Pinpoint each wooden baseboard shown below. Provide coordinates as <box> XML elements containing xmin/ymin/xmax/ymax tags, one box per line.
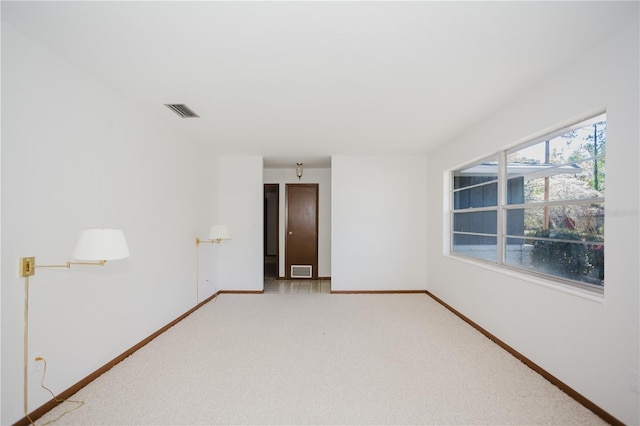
<box><xmin>14</xmin><ymin>292</ymin><xmax>221</xmax><ymax>426</ymax></box>
<box><xmin>220</xmin><ymin>290</ymin><xmax>264</xmax><ymax>294</ymax></box>
<box><xmin>330</xmin><ymin>289</ymin><xmax>425</xmax><ymax>294</ymax></box>
<box><xmin>425</xmin><ymin>290</ymin><xmax>623</xmax><ymax>426</ymax></box>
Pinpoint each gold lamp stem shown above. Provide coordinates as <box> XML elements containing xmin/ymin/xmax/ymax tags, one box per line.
<box><xmin>24</xmin><ymin>276</ymin><xmax>29</xmax><ymax>417</ymax></box>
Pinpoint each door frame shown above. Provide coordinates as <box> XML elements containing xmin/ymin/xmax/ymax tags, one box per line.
<box><xmin>285</xmin><ymin>183</ymin><xmax>319</xmax><ymax>279</ymax></box>
<box><xmin>264</xmin><ymin>183</ymin><xmax>280</xmax><ymax>279</ymax></box>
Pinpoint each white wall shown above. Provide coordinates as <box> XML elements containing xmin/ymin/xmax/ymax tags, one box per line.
<box><xmin>263</xmin><ymin>168</ymin><xmax>332</xmax><ymax>278</ymax></box>
<box><xmin>426</xmin><ymin>24</ymin><xmax>639</xmax><ymax>424</ymax></box>
<box><xmin>217</xmin><ymin>156</ymin><xmax>264</xmax><ymax>291</ymax></box>
<box><xmin>332</xmin><ymin>156</ymin><xmax>427</xmax><ymax>291</ymax></box>
<box><xmin>195</xmin><ymin>154</ymin><xmax>221</xmax><ymax>303</ymax></box>
<box><xmin>1</xmin><ymin>24</ymin><xmax>217</xmax><ymax>425</ymax></box>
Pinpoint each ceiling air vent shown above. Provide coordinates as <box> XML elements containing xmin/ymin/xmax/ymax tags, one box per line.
<box><xmin>164</xmin><ymin>104</ymin><xmax>200</xmax><ymax>118</ymax></box>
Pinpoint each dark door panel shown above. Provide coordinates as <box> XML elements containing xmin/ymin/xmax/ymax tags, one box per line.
<box><xmin>285</xmin><ymin>184</ymin><xmax>318</xmax><ymax>279</ymax></box>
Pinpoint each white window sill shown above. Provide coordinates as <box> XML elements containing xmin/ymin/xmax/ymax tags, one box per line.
<box><xmin>444</xmin><ymin>252</ymin><xmax>604</xmax><ymax>303</ymax></box>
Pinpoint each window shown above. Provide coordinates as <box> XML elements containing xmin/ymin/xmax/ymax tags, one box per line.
<box><xmin>451</xmin><ymin>114</ymin><xmax>605</xmax><ymax>292</ymax></box>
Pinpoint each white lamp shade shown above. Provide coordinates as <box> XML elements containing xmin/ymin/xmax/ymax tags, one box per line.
<box><xmin>72</xmin><ymin>228</ymin><xmax>130</xmax><ymax>261</ymax></box>
<box><xmin>208</xmin><ymin>225</ymin><xmax>230</xmax><ymax>241</ymax></box>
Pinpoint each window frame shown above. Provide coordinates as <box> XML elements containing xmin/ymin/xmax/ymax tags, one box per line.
<box><xmin>449</xmin><ymin>113</ymin><xmax>606</xmax><ymax>295</ymax></box>
<box><xmin>450</xmin><ymin>155</ymin><xmax>501</xmax><ymax>263</ymax></box>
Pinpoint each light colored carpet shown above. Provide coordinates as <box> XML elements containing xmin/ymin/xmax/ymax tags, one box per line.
<box><xmin>35</xmin><ymin>294</ymin><xmax>605</xmax><ymax>425</ymax></box>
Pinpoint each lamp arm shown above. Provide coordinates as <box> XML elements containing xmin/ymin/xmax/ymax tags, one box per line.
<box><xmin>19</xmin><ymin>257</ymin><xmax>106</xmax><ymax>277</ymax></box>
<box><xmin>31</xmin><ymin>263</ymin><xmax>69</xmax><ymax>269</ymax></box>
<box><xmin>195</xmin><ymin>238</ymin><xmax>222</xmax><ymax>246</ymax></box>
<box><xmin>67</xmin><ymin>260</ymin><xmax>106</xmax><ymax>267</ymax></box>
<box><xmin>35</xmin><ymin>260</ymin><xmax>106</xmax><ymax>269</ymax></box>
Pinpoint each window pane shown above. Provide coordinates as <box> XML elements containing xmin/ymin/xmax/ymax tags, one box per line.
<box><xmin>452</xmin><ymin>234</ymin><xmax>497</xmax><ymax>262</ymax></box>
<box><xmin>504</xmin><ymin>236</ymin><xmax>604</xmax><ymax>286</ymax></box>
<box><xmin>508</xmin><ymin>120</ymin><xmax>606</xmax><ymax>166</ymax></box>
<box><xmin>509</xmin><ymin>166</ymin><xmax>604</xmax><ymax>204</ymax></box>
<box><xmin>453</xmin><ymin>211</ymin><xmax>497</xmax><ymax>235</ymax></box>
<box><xmin>454</xmin><ymin>182</ymin><xmax>498</xmax><ymax>209</ymax></box>
<box><xmin>507</xmin><ymin>120</ymin><xmax>606</xmax><ymax>204</ymax></box>
<box><xmin>505</xmin><ymin>203</ymin><xmax>604</xmax><ymax>286</ymax></box>
<box><xmin>453</xmin><ymin>157</ymin><xmax>498</xmax><ymax>190</ymax></box>
<box><xmin>506</xmin><ymin>204</ymin><xmax>605</xmax><ymax>239</ymax></box>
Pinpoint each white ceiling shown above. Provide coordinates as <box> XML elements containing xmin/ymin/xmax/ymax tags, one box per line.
<box><xmin>2</xmin><ymin>1</ymin><xmax>637</xmax><ymax>169</ymax></box>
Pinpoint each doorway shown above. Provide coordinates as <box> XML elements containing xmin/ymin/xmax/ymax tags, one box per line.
<box><xmin>285</xmin><ymin>184</ymin><xmax>319</xmax><ymax>279</ymax></box>
<box><xmin>264</xmin><ymin>184</ymin><xmax>279</xmax><ymax>279</ymax></box>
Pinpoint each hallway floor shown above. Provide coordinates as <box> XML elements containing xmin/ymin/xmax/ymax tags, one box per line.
<box><xmin>264</xmin><ymin>278</ymin><xmax>331</xmax><ymax>294</ymax></box>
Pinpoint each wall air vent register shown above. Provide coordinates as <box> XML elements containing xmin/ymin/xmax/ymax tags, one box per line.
<box><xmin>291</xmin><ymin>265</ymin><xmax>312</xmax><ymax>278</ymax></box>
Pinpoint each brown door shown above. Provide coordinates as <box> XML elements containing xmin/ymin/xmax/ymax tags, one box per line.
<box><xmin>285</xmin><ymin>184</ymin><xmax>318</xmax><ymax>279</ymax></box>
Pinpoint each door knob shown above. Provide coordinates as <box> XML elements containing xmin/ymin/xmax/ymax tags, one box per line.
<box><xmin>288</xmin><ymin>231</ymin><xmax>293</xmax><ymax>235</ymax></box>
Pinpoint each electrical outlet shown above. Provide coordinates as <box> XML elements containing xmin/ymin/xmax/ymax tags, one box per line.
<box><xmin>30</xmin><ymin>353</ymin><xmax>44</xmax><ymax>374</ymax></box>
<box><xmin>631</xmin><ymin>370</ymin><xmax>639</xmax><ymax>394</ymax></box>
